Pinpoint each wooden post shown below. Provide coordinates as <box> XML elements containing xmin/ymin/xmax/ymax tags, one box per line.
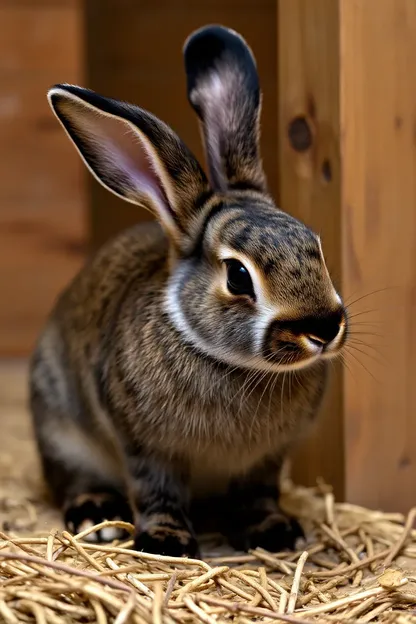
<box><xmin>277</xmin><ymin>0</ymin><xmax>344</xmax><ymax>499</ymax></box>
<box><xmin>278</xmin><ymin>0</ymin><xmax>416</xmax><ymax>512</ymax></box>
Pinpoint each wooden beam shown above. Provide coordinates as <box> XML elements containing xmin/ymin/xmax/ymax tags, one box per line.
<box><xmin>278</xmin><ymin>0</ymin><xmax>416</xmax><ymax>512</ymax></box>
<box><xmin>341</xmin><ymin>0</ymin><xmax>416</xmax><ymax>512</ymax></box>
<box><xmin>277</xmin><ymin>0</ymin><xmax>344</xmax><ymax>498</ymax></box>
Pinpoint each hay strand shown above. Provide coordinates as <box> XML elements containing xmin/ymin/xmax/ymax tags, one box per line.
<box><xmin>1</xmin><ymin>482</ymin><xmax>416</xmax><ymax>622</ymax></box>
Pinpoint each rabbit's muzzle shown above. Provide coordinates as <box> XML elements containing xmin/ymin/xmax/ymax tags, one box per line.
<box><xmin>263</xmin><ymin>307</ymin><xmax>347</xmax><ymax>369</ymax></box>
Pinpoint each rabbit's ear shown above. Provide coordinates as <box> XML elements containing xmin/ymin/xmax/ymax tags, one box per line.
<box><xmin>184</xmin><ymin>25</ymin><xmax>266</xmax><ymax>193</ymax></box>
<box><xmin>48</xmin><ymin>84</ymin><xmax>210</xmax><ymax>248</ymax></box>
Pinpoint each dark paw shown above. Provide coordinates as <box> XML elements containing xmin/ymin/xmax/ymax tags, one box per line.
<box><xmin>64</xmin><ymin>492</ymin><xmax>133</xmax><ymax>543</ymax></box>
<box><xmin>229</xmin><ymin>513</ymin><xmax>303</xmax><ymax>553</ymax></box>
<box><xmin>134</xmin><ymin>525</ymin><xmax>200</xmax><ymax>558</ymax></box>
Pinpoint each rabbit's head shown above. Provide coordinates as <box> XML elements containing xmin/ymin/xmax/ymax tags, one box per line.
<box><xmin>48</xmin><ymin>25</ymin><xmax>347</xmax><ymax>372</ymax></box>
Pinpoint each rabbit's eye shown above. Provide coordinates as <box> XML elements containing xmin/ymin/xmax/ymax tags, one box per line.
<box><xmin>224</xmin><ymin>259</ymin><xmax>255</xmax><ymax>299</ymax></box>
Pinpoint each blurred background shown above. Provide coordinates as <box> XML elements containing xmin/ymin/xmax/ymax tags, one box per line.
<box><xmin>1</xmin><ymin>0</ymin><xmax>415</xmax><ymax>513</ymax></box>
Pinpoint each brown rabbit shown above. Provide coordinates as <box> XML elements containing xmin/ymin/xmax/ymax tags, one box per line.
<box><xmin>30</xmin><ymin>25</ymin><xmax>347</xmax><ymax>557</ymax></box>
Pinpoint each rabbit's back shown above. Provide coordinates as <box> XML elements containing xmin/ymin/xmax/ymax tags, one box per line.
<box><xmin>30</xmin><ymin>221</ymin><xmax>168</xmax><ymax>437</ymax></box>
<box><xmin>55</xmin><ymin>220</ymin><xmax>168</xmax><ymax>353</ymax></box>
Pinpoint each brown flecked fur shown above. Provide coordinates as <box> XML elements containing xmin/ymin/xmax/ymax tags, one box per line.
<box><xmin>30</xmin><ymin>25</ymin><xmax>347</xmax><ymax>558</ymax></box>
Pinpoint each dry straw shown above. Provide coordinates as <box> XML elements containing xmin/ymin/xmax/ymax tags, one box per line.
<box><xmin>1</xmin><ymin>481</ymin><xmax>416</xmax><ymax>623</ymax></box>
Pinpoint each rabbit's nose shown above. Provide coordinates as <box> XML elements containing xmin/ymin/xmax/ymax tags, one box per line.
<box><xmin>301</xmin><ymin>310</ymin><xmax>346</xmax><ymax>351</ymax></box>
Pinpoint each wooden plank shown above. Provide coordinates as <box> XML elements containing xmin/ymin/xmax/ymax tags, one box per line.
<box><xmin>0</xmin><ymin>122</ymin><xmax>83</xmax><ymax>202</ymax></box>
<box><xmin>0</xmin><ymin>7</ymin><xmax>82</xmax><ymax>72</ymax></box>
<box><xmin>0</xmin><ymin>4</ymin><xmax>85</xmax><ymax>355</ymax></box>
<box><xmin>0</xmin><ymin>201</ymin><xmax>85</xmax><ymax>355</ymax></box>
<box><xmin>85</xmin><ymin>0</ymin><xmax>278</xmax><ymax>248</ymax></box>
<box><xmin>277</xmin><ymin>0</ymin><xmax>344</xmax><ymax>497</ymax></box>
<box><xmin>341</xmin><ymin>0</ymin><xmax>416</xmax><ymax>512</ymax></box>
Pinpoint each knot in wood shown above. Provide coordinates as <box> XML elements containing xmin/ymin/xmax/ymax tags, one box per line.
<box><xmin>288</xmin><ymin>116</ymin><xmax>312</xmax><ymax>152</ymax></box>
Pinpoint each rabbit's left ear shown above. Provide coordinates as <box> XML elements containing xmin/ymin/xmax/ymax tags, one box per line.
<box><xmin>184</xmin><ymin>25</ymin><xmax>266</xmax><ymax>193</ymax></box>
<box><xmin>47</xmin><ymin>84</ymin><xmax>211</xmax><ymax>249</ymax></box>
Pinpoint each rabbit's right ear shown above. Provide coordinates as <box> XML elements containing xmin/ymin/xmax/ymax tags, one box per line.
<box><xmin>184</xmin><ymin>25</ymin><xmax>266</xmax><ymax>193</ymax></box>
<box><xmin>47</xmin><ymin>84</ymin><xmax>210</xmax><ymax>248</ymax></box>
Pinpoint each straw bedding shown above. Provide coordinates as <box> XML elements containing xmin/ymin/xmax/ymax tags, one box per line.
<box><xmin>1</xmin><ymin>480</ymin><xmax>416</xmax><ymax>624</ymax></box>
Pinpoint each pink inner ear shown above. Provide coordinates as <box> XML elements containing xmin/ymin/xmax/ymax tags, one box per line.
<box><xmin>63</xmin><ymin>99</ymin><xmax>172</xmax><ymax>218</ymax></box>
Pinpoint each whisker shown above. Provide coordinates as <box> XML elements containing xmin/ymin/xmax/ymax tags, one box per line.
<box><xmin>243</xmin><ymin>368</ymin><xmax>270</xmax><ymax>409</ymax></box>
<box><xmin>280</xmin><ymin>370</ymin><xmax>287</xmax><ymax>424</ymax></box>
<box><xmin>338</xmin><ymin>352</ymin><xmax>357</xmax><ymax>386</ymax></box>
<box><xmin>235</xmin><ymin>369</ymin><xmax>262</xmax><ymax>414</ymax></box>
<box><xmin>232</xmin><ymin>350</ymin><xmax>288</xmax><ymax>415</ymax></box>
<box><xmin>233</xmin><ymin>353</ymin><xmax>280</xmax><ymax>415</ymax></box>
<box><xmin>342</xmin><ymin>288</ymin><xmax>361</xmax><ymax>307</ymax></box>
<box><xmin>199</xmin><ymin>363</ymin><xmax>245</xmax><ymax>402</ymax></box>
<box><xmin>345</xmin><ymin>287</ymin><xmax>395</xmax><ymax>309</ymax></box>
<box><xmin>348</xmin><ymin>330</ymin><xmax>384</xmax><ymax>338</ymax></box>
<box><xmin>240</xmin><ymin>352</ymin><xmax>289</xmax><ymax>436</ymax></box>
<box><xmin>347</xmin><ymin>309</ymin><xmax>379</xmax><ymax>319</ymax></box>
<box><xmin>348</xmin><ymin>337</ymin><xmax>385</xmax><ymax>355</ymax></box>
<box><xmin>349</xmin><ymin>320</ymin><xmax>383</xmax><ymax>327</ymax></box>
<box><xmin>249</xmin><ymin>370</ymin><xmax>275</xmax><ymax>442</ymax></box>
<box><xmin>347</xmin><ymin>343</ymin><xmax>385</xmax><ymax>367</ymax></box>
<box><xmin>267</xmin><ymin>370</ymin><xmax>280</xmax><ymax>421</ymax></box>
<box><xmin>266</xmin><ymin>373</ymin><xmax>280</xmax><ymax>445</ymax></box>
<box><xmin>345</xmin><ymin>349</ymin><xmax>379</xmax><ymax>383</ymax></box>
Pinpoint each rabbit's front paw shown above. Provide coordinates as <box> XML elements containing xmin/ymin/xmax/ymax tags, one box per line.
<box><xmin>229</xmin><ymin>511</ymin><xmax>303</xmax><ymax>553</ymax></box>
<box><xmin>134</xmin><ymin>515</ymin><xmax>200</xmax><ymax>558</ymax></box>
<box><xmin>64</xmin><ymin>492</ymin><xmax>133</xmax><ymax>543</ymax></box>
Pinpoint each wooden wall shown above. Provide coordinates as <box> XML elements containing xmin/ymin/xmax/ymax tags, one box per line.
<box><xmin>0</xmin><ymin>0</ymin><xmax>86</xmax><ymax>356</ymax></box>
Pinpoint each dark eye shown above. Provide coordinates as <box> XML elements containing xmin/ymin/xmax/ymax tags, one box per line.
<box><xmin>224</xmin><ymin>259</ymin><xmax>255</xmax><ymax>299</ymax></box>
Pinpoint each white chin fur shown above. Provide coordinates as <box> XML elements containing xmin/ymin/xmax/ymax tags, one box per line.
<box><xmin>164</xmin><ymin>273</ymin><xmax>322</xmax><ymax>374</ymax></box>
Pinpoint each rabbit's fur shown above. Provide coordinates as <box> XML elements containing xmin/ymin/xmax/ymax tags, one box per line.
<box><xmin>30</xmin><ymin>25</ymin><xmax>347</xmax><ymax>557</ymax></box>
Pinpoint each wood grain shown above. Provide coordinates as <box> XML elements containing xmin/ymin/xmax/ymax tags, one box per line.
<box><xmin>277</xmin><ymin>0</ymin><xmax>344</xmax><ymax>498</ymax></box>
<box><xmin>341</xmin><ymin>0</ymin><xmax>416</xmax><ymax>512</ymax></box>
<box><xmin>0</xmin><ymin>3</ymin><xmax>86</xmax><ymax>355</ymax></box>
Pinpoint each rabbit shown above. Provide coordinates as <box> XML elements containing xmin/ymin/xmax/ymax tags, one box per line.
<box><xmin>29</xmin><ymin>24</ymin><xmax>347</xmax><ymax>558</ymax></box>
